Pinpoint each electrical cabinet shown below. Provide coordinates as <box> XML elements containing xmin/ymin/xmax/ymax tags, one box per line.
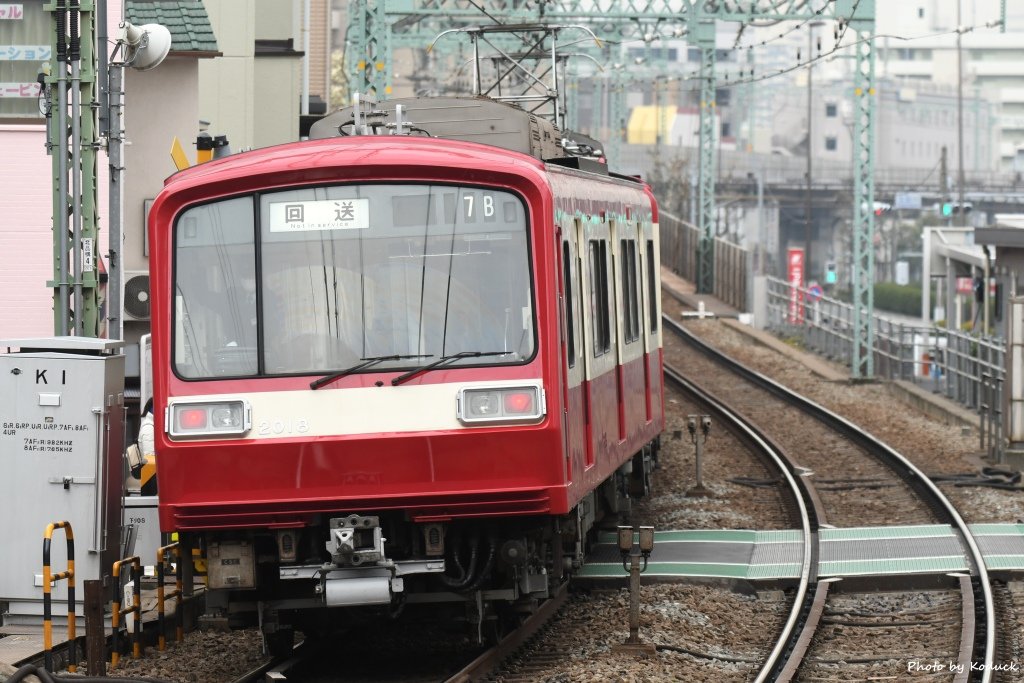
<box><xmin>0</xmin><ymin>338</ymin><xmax>124</xmax><ymax>625</ymax></box>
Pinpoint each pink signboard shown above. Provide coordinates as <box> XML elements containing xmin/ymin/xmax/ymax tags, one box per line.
<box><xmin>787</xmin><ymin>247</ymin><xmax>805</xmax><ymax>324</ymax></box>
<box><xmin>0</xmin><ymin>4</ymin><xmax>24</xmax><ymax>20</ymax></box>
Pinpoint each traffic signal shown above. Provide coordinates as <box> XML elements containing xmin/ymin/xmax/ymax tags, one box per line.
<box><xmin>825</xmin><ymin>261</ymin><xmax>837</xmax><ymax>285</ymax></box>
<box><xmin>872</xmin><ymin>202</ymin><xmax>891</xmax><ymax>216</ymax></box>
<box><xmin>941</xmin><ymin>202</ymin><xmax>972</xmax><ymax>216</ymax></box>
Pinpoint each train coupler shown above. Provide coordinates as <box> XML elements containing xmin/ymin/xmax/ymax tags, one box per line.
<box><xmin>326</xmin><ymin>515</ymin><xmax>384</xmax><ymax>566</ymax></box>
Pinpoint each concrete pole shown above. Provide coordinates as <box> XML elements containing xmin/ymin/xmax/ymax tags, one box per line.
<box><xmin>55</xmin><ymin>0</ymin><xmax>70</xmax><ymax>336</ymax></box>
<box><xmin>107</xmin><ymin>62</ymin><xmax>123</xmax><ymax>341</ymax></box>
<box><xmin>956</xmin><ymin>0</ymin><xmax>967</xmax><ymax>228</ymax></box>
<box><xmin>70</xmin><ymin>0</ymin><xmax>83</xmax><ymax>335</ymax></box>
<box><xmin>805</xmin><ymin>25</ymin><xmax>814</xmax><ymax>277</ymax></box>
<box><xmin>301</xmin><ymin>0</ymin><xmax>310</xmax><ymax>116</ymax></box>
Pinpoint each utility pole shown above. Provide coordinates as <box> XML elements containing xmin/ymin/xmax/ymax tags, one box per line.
<box><xmin>804</xmin><ymin>23</ymin><xmax>816</xmax><ymax>276</ymax></box>
<box><xmin>941</xmin><ymin>145</ymin><xmax>950</xmax><ymax>226</ymax></box>
<box><xmin>956</xmin><ymin>0</ymin><xmax>967</xmax><ymax>227</ymax></box>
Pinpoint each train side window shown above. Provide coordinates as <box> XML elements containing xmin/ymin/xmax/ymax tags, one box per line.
<box><xmin>588</xmin><ymin>239</ymin><xmax>611</xmax><ymax>356</ymax></box>
<box><xmin>646</xmin><ymin>239</ymin><xmax>658</xmax><ymax>333</ymax></box>
<box><xmin>562</xmin><ymin>241</ymin><xmax>576</xmax><ymax>368</ymax></box>
<box><xmin>620</xmin><ymin>239</ymin><xmax>639</xmax><ymax>344</ymax></box>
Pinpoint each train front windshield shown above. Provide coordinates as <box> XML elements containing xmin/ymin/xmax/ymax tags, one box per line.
<box><xmin>172</xmin><ymin>185</ymin><xmax>534</xmax><ymax>378</ymax></box>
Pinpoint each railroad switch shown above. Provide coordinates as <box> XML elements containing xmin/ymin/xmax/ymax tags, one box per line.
<box><xmin>612</xmin><ymin>525</ymin><xmax>656</xmax><ymax>656</ymax></box>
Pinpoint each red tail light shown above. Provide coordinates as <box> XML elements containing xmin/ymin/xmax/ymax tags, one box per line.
<box><xmin>179</xmin><ymin>408</ymin><xmax>208</xmax><ymax>429</ymax></box>
<box><xmin>458</xmin><ymin>385</ymin><xmax>544</xmax><ymax>425</ymax></box>
<box><xmin>503</xmin><ymin>392</ymin><xmax>534</xmax><ymax>414</ymax></box>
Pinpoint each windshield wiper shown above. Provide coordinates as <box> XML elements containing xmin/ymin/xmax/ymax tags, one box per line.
<box><xmin>311</xmin><ymin>354</ymin><xmax>431</xmax><ymax>390</ymax></box>
<box><xmin>390</xmin><ymin>351</ymin><xmax>513</xmax><ymax>387</ymax></box>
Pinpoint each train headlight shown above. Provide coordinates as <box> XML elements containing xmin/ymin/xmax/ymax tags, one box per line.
<box><xmin>167</xmin><ymin>399</ymin><xmax>251</xmax><ymax>438</ymax></box>
<box><xmin>457</xmin><ymin>384</ymin><xmax>545</xmax><ymax>425</ymax></box>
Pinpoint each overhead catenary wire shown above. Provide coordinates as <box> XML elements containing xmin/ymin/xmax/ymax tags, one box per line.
<box><xmin>585</xmin><ymin>17</ymin><xmax>1006</xmax><ymax>93</ymax></box>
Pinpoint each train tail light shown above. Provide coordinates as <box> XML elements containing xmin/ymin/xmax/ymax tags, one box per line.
<box><xmin>179</xmin><ymin>408</ymin><xmax>208</xmax><ymax>430</ymax></box>
<box><xmin>168</xmin><ymin>399</ymin><xmax>251</xmax><ymax>438</ymax></box>
<box><xmin>503</xmin><ymin>391</ymin><xmax>534</xmax><ymax>414</ymax></box>
<box><xmin>458</xmin><ymin>384</ymin><xmax>545</xmax><ymax>425</ymax></box>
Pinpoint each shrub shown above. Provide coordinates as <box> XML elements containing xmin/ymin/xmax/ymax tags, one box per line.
<box><xmin>873</xmin><ymin>282</ymin><xmax>921</xmax><ymax>316</ymax></box>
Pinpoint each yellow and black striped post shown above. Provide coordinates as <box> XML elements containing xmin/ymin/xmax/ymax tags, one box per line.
<box><xmin>139</xmin><ymin>454</ymin><xmax>157</xmax><ymax>496</ymax></box>
<box><xmin>110</xmin><ymin>556</ymin><xmax>142</xmax><ymax>668</ymax></box>
<box><xmin>156</xmin><ymin>542</ymin><xmax>183</xmax><ymax>650</ymax></box>
<box><xmin>42</xmin><ymin>521</ymin><xmax>76</xmax><ymax>673</ymax></box>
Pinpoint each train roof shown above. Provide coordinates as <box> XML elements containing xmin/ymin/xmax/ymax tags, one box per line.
<box><xmin>160</xmin><ymin>98</ymin><xmax>647</xmax><ymax>200</ymax></box>
<box><xmin>310</xmin><ymin>96</ymin><xmax>610</xmax><ymax>174</ymax></box>
<box><xmin>162</xmin><ymin>133</ymin><xmax>548</xmax><ymax>190</ymax></box>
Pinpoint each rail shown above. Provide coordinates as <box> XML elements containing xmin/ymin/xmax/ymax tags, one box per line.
<box><xmin>668</xmin><ymin>316</ymin><xmax>996</xmax><ymax>681</ymax></box>
<box><xmin>42</xmin><ymin>521</ymin><xmax>77</xmax><ymax>673</ymax></box>
<box><xmin>111</xmin><ymin>556</ymin><xmax>143</xmax><ymax>668</ymax></box>
<box><xmin>661</xmin><ymin>361</ymin><xmax>819</xmax><ymax>682</ymax></box>
<box><xmin>445</xmin><ymin>581</ymin><xmax>570</xmax><ymax>683</ymax></box>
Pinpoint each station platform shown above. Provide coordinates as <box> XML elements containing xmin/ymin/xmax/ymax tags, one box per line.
<box><xmin>577</xmin><ymin>524</ymin><xmax>1024</xmax><ymax>582</ymax></box>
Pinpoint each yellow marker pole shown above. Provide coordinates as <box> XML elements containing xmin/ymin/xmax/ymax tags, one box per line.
<box><xmin>170</xmin><ymin>137</ymin><xmax>191</xmax><ymax>171</ymax></box>
<box><xmin>42</xmin><ymin>521</ymin><xmax>76</xmax><ymax>673</ymax></box>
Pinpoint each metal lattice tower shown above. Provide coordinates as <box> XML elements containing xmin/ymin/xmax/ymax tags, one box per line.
<box><xmin>693</xmin><ymin>12</ymin><xmax>716</xmax><ymax>294</ymax></box>
<box><xmin>351</xmin><ymin>0</ymin><xmax>392</xmax><ymax>98</ymax></box>
<box><xmin>843</xmin><ymin>0</ymin><xmax>876</xmax><ymax>378</ymax></box>
<box><xmin>606</xmin><ymin>72</ymin><xmax>625</xmax><ymax>167</ymax></box>
<box><xmin>47</xmin><ymin>0</ymin><xmax>100</xmax><ymax>337</ymax></box>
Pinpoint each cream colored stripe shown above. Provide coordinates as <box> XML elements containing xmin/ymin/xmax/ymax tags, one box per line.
<box><xmin>168</xmin><ymin>380</ymin><xmax>544</xmax><ymax>439</ymax></box>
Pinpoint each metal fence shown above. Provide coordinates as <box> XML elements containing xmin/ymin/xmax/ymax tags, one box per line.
<box><xmin>660</xmin><ymin>212</ymin><xmax>749</xmax><ymax>312</ymax></box>
<box><xmin>762</xmin><ymin>276</ymin><xmax>1006</xmax><ymax>460</ymax></box>
<box><xmin>658</xmin><ymin>211</ymin><xmax>1008</xmax><ymax>459</ymax></box>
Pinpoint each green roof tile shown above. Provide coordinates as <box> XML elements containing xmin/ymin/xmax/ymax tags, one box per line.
<box><xmin>125</xmin><ymin>1</ymin><xmax>219</xmax><ymax>54</ymax></box>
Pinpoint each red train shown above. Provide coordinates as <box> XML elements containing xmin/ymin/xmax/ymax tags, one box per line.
<box><xmin>147</xmin><ymin>97</ymin><xmax>664</xmax><ymax>648</ymax></box>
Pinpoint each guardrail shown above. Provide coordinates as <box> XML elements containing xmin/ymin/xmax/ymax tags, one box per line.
<box><xmin>111</xmin><ymin>556</ymin><xmax>143</xmax><ymax>668</ymax></box>
<box><xmin>42</xmin><ymin>521</ymin><xmax>76</xmax><ymax>673</ymax></box>
<box><xmin>657</xmin><ymin>208</ymin><xmax>1008</xmax><ymax>458</ymax></box>
<box><xmin>762</xmin><ymin>276</ymin><xmax>1006</xmax><ymax>459</ymax></box>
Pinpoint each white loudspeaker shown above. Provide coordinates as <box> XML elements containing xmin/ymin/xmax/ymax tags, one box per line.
<box><xmin>121</xmin><ymin>22</ymin><xmax>172</xmax><ymax>71</ymax></box>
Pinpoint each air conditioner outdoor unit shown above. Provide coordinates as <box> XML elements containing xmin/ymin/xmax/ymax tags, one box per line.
<box><xmin>123</xmin><ymin>270</ymin><xmax>151</xmax><ymax>321</ymax></box>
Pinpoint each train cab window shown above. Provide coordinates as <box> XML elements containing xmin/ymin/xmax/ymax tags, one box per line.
<box><xmin>172</xmin><ymin>184</ymin><xmax>534</xmax><ymax>379</ymax></box>
<box><xmin>562</xmin><ymin>240</ymin><xmax>576</xmax><ymax>368</ymax></box>
<box><xmin>620</xmin><ymin>239</ymin><xmax>640</xmax><ymax>344</ymax></box>
<box><xmin>588</xmin><ymin>239</ymin><xmax>611</xmax><ymax>356</ymax></box>
<box><xmin>173</xmin><ymin>197</ymin><xmax>258</xmax><ymax>378</ymax></box>
<box><xmin>646</xmin><ymin>239</ymin><xmax>658</xmax><ymax>333</ymax></box>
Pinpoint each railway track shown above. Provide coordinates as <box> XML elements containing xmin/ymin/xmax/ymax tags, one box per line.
<box><xmin>226</xmin><ymin>584</ymin><xmax>570</xmax><ymax>683</ymax></box>
<box><xmin>663</xmin><ymin>315</ymin><xmax>996</xmax><ymax>681</ymax></box>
